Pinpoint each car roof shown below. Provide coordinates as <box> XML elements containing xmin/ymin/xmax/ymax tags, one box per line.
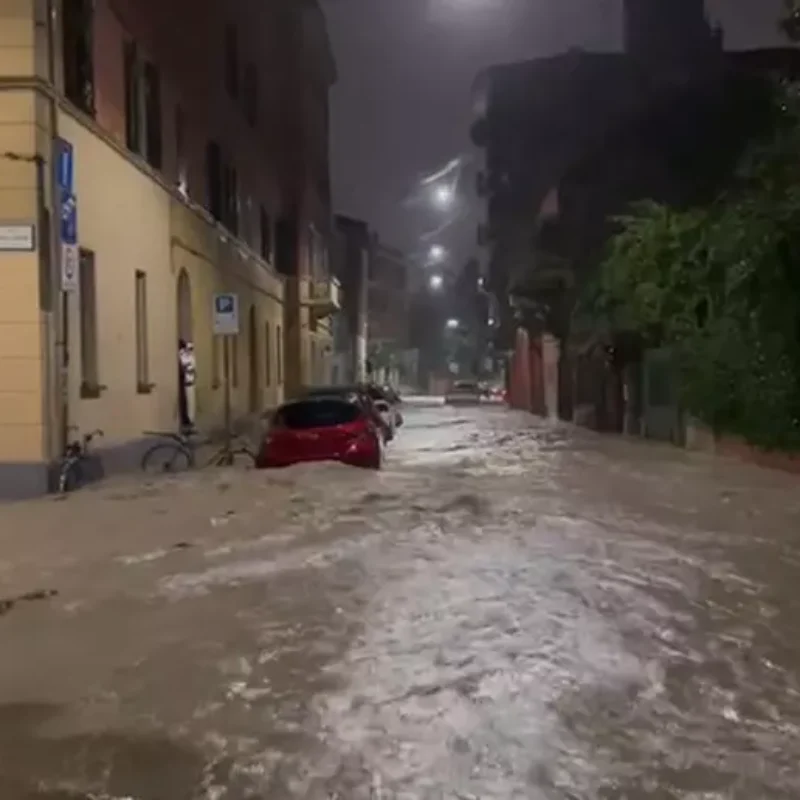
<box><xmin>300</xmin><ymin>383</ymin><xmax>390</xmax><ymax>396</ymax></box>
<box><xmin>279</xmin><ymin>395</ymin><xmax>360</xmax><ymax>410</ymax></box>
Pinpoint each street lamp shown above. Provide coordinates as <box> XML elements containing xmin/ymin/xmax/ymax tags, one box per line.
<box><xmin>446</xmin><ymin>318</ymin><xmax>460</xmax><ymax>330</ymax></box>
<box><xmin>432</xmin><ymin>183</ymin><xmax>454</xmax><ymax>209</ymax></box>
<box><xmin>428</xmin><ymin>243</ymin><xmax>446</xmax><ymax>263</ymax></box>
<box><xmin>429</xmin><ymin>274</ymin><xmax>444</xmax><ymax>290</ymax></box>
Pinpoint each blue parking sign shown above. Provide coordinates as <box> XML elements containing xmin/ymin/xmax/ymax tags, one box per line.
<box><xmin>215</xmin><ymin>295</ymin><xmax>234</xmax><ymax>314</ymax></box>
<box><xmin>56</xmin><ymin>139</ymin><xmax>74</xmax><ymax>193</ymax></box>
<box><xmin>60</xmin><ymin>189</ymin><xmax>77</xmax><ymax>245</ymax></box>
<box><xmin>213</xmin><ymin>292</ymin><xmax>239</xmax><ymax>335</ymax></box>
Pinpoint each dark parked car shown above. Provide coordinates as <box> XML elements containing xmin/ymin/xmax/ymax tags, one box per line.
<box><xmin>256</xmin><ymin>397</ymin><xmax>383</xmax><ymax>470</ymax></box>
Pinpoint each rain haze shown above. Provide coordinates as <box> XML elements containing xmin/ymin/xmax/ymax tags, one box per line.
<box><xmin>5</xmin><ymin>0</ymin><xmax>800</xmax><ymax>797</ymax></box>
<box><xmin>326</xmin><ymin>0</ymin><xmax>787</xmax><ymax>257</ymax></box>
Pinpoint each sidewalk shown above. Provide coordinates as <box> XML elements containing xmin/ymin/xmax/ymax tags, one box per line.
<box><xmin>0</xmin><ymin>467</ymin><xmax>302</xmax><ymax>599</ymax></box>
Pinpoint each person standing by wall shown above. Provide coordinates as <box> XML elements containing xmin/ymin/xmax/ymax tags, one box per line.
<box><xmin>178</xmin><ymin>339</ymin><xmax>195</xmax><ymax>431</ymax></box>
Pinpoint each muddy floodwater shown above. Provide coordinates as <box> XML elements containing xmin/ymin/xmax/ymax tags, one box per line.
<box><xmin>1</xmin><ymin>401</ymin><xmax>800</xmax><ymax>798</ymax></box>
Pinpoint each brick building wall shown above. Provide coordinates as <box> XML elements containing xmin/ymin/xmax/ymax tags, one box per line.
<box><xmin>88</xmin><ymin>0</ymin><xmax>304</xmax><ymax>256</ymax></box>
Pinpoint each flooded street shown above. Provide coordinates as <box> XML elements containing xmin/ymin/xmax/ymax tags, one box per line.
<box><xmin>2</xmin><ymin>401</ymin><xmax>800</xmax><ymax>798</ymax></box>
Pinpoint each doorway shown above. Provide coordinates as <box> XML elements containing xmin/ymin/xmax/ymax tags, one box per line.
<box><xmin>176</xmin><ymin>269</ymin><xmax>194</xmax><ymax>426</ymax></box>
<box><xmin>176</xmin><ymin>269</ymin><xmax>192</xmax><ymax>342</ymax></box>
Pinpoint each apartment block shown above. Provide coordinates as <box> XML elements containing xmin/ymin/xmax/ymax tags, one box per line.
<box><xmin>0</xmin><ymin>0</ymin><xmax>339</xmax><ymax>497</ymax></box>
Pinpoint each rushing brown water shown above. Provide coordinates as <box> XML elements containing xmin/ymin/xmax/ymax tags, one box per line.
<box><xmin>1</xmin><ymin>401</ymin><xmax>799</xmax><ymax>798</ymax></box>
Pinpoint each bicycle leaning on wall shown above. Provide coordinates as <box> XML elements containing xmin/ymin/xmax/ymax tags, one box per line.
<box><xmin>140</xmin><ymin>427</ymin><xmax>256</xmax><ymax>474</ymax></box>
<box><xmin>57</xmin><ymin>428</ymin><xmax>104</xmax><ymax>494</ymax></box>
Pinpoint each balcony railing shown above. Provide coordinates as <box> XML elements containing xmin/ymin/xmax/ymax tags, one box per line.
<box><xmin>308</xmin><ymin>276</ymin><xmax>342</xmax><ymax>317</ymax></box>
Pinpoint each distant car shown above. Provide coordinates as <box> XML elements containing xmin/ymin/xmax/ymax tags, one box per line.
<box><xmin>256</xmin><ymin>397</ymin><xmax>383</xmax><ymax>470</ymax></box>
<box><xmin>487</xmin><ymin>385</ymin><xmax>507</xmax><ymax>402</ymax></box>
<box><xmin>444</xmin><ymin>380</ymin><xmax>483</xmax><ymax>405</ymax></box>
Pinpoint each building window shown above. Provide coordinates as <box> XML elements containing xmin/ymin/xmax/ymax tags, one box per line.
<box><xmin>206</xmin><ymin>142</ymin><xmax>239</xmax><ymax>235</ymax></box>
<box><xmin>206</xmin><ymin>140</ymin><xmax>222</xmax><ymax>221</ymax></box>
<box><xmin>308</xmin><ymin>226</ymin><xmax>326</xmax><ymax>280</ymax></box>
<box><xmin>134</xmin><ymin>271</ymin><xmax>150</xmax><ymax>392</ymax></box>
<box><xmin>143</xmin><ymin>62</ymin><xmax>163</xmax><ymax>170</ymax></box>
<box><xmin>123</xmin><ymin>42</ymin><xmax>162</xmax><ymax>170</ymax></box>
<box><xmin>241</xmin><ymin>194</ymin><xmax>253</xmax><ymax>248</ymax></box>
<box><xmin>175</xmin><ymin>105</ymin><xmax>188</xmax><ymax>196</ymax></box>
<box><xmin>275</xmin><ymin>217</ymin><xmax>295</xmax><ymax>277</ymax></box>
<box><xmin>243</xmin><ymin>62</ymin><xmax>258</xmax><ymax>127</ymax></box>
<box><xmin>259</xmin><ymin>206</ymin><xmax>272</xmax><ymax>262</ymax></box>
<box><xmin>78</xmin><ymin>249</ymin><xmax>99</xmax><ymax>395</ymax></box>
<box><xmin>225</xmin><ymin>24</ymin><xmax>239</xmax><ymax>98</ymax></box>
<box><xmin>223</xmin><ymin>163</ymin><xmax>239</xmax><ymax>235</ymax></box>
<box><xmin>276</xmin><ymin>325</ymin><xmax>283</xmax><ymax>383</ymax></box>
<box><xmin>62</xmin><ymin>0</ymin><xmax>95</xmax><ymax>115</ymax></box>
<box><xmin>264</xmin><ymin>322</ymin><xmax>272</xmax><ymax>386</ymax></box>
<box><xmin>123</xmin><ymin>41</ymin><xmax>141</xmax><ymax>153</ymax></box>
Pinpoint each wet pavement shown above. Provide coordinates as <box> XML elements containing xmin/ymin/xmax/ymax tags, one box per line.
<box><xmin>2</xmin><ymin>400</ymin><xmax>800</xmax><ymax>798</ymax></box>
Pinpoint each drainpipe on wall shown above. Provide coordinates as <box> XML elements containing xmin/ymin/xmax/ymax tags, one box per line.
<box><xmin>44</xmin><ymin>0</ymin><xmax>68</xmax><ymax>462</ymax></box>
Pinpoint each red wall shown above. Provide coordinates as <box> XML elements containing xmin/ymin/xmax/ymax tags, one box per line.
<box><xmin>508</xmin><ymin>328</ymin><xmax>545</xmax><ymax>414</ymax></box>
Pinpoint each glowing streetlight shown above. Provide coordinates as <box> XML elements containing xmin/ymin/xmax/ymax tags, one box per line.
<box><xmin>429</xmin><ymin>274</ymin><xmax>444</xmax><ymax>290</ymax></box>
<box><xmin>446</xmin><ymin>318</ymin><xmax>460</xmax><ymax>330</ymax></box>
<box><xmin>432</xmin><ymin>183</ymin><xmax>454</xmax><ymax>209</ymax></box>
<box><xmin>428</xmin><ymin>244</ymin><xmax>446</xmax><ymax>263</ymax></box>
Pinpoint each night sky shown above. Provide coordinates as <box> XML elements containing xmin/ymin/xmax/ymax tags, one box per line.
<box><xmin>324</xmin><ymin>0</ymin><xmax>787</xmax><ymax>272</ymax></box>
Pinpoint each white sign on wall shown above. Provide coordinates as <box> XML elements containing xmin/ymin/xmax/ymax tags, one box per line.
<box><xmin>0</xmin><ymin>224</ymin><xmax>35</xmax><ymax>252</ymax></box>
<box><xmin>61</xmin><ymin>242</ymin><xmax>79</xmax><ymax>292</ymax></box>
<box><xmin>213</xmin><ymin>292</ymin><xmax>240</xmax><ymax>335</ymax></box>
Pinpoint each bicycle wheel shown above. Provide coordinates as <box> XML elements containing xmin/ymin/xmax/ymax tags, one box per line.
<box><xmin>141</xmin><ymin>442</ymin><xmax>193</xmax><ymax>474</ymax></box>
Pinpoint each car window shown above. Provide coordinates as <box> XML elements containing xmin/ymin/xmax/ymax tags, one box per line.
<box><xmin>274</xmin><ymin>399</ymin><xmax>361</xmax><ymax>429</ymax></box>
<box><xmin>303</xmin><ymin>386</ymin><xmax>351</xmax><ymax>398</ymax></box>
<box><xmin>453</xmin><ymin>381</ymin><xmax>478</xmax><ymax>391</ymax></box>
<box><xmin>306</xmin><ymin>391</ymin><xmax>361</xmax><ymax>404</ymax></box>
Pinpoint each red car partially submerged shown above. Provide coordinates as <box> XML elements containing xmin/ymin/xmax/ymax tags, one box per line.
<box><xmin>256</xmin><ymin>396</ymin><xmax>383</xmax><ymax>470</ymax></box>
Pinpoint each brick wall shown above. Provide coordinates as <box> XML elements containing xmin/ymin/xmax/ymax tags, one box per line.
<box><xmin>88</xmin><ymin>0</ymin><xmax>331</xmax><ymax>259</ymax></box>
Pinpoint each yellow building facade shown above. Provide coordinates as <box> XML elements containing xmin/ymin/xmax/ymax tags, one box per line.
<box><xmin>0</xmin><ymin>0</ymin><xmax>315</xmax><ymax>498</ymax></box>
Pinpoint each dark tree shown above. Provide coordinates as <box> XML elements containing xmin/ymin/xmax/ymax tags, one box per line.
<box><xmin>781</xmin><ymin>0</ymin><xmax>800</xmax><ymax>41</ymax></box>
